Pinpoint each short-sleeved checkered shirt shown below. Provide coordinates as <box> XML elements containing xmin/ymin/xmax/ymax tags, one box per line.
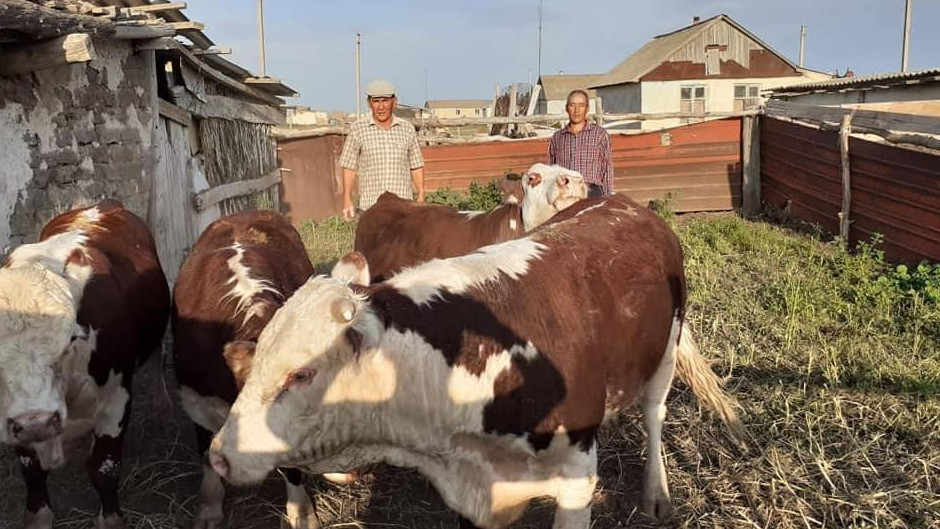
<box><xmin>339</xmin><ymin>116</ymin><xmax>424</xmax><ymax>209</ymax></box>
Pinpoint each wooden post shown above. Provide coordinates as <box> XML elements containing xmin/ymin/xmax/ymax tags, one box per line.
<box><xmin>0</xmin><ymin>34</ymin><xmax>97</xmax><ymax>76</ymax></box>
<box><xmin>508</xmin><ymin>83</ymin><xmax>518</xmax><ymax>136</ymax></box>
<box><xmin>595</xmin><ymin>96</ymin><xmax>604</xmax><ymax>126</ymax></box>
<box><xmin>741</xmin><ymin>114</ymin><xmax>761</xmax><ymax>217</ymax></box>
<box><xmin>839</xmin><ymin>113</ymin><xmax>853</xmax><ymax>245</ymax></box>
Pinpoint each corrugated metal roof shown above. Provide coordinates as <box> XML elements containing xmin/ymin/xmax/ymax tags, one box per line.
<box><xmin>537</xmin><ymin>74</ymin><xmax>605</xmax><ymax>100</ymax></box>
<box><xmin>425</xmin><ymin>99</ymin><xmax>491</xmax><ymax>109</ymax></box>
<box><xmin>770</xmin><ymin>68</ymin><xmax>940</xmax><ymax>95</ymax></box>
<box><xmin>592</xmin><ymin>14</ymin><xmax>800</xmax><ymax>89</ymax></box>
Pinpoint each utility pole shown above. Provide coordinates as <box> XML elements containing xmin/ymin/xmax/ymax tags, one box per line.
<box><xmin>901</xmin><ymin>0</ymin><xmax>913</xmax><ymax>71</ymax></box>
<box><xmin>355</xmin><ymin>32</ymin><xmax>362</xmax><ymax>118</ymax></box>
<box><xmin>537</xmin><ymin>0</ymin><xmax>543</xmax><ymax>81</ymax></box>
<box><xmin>798</xmin><ymin>24</ymin><xmax>806</xmax><ymax>67</ymax></box>
<box><xmin>256</xmin><ymin>0</ymin><xmax>267</xmax><ymax>76</ymax></box>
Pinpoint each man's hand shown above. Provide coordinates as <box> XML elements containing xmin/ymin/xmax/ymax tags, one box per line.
<box><xmin>342</xmin><ymin>199</ymin><xmax>356</xmax><ymax>221</ymax></box>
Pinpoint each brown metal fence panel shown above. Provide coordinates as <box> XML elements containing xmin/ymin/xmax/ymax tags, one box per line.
<box><xmin>277</xmin><ymin>134</ymin><xmax>345</xmax><ymax>223</ymax></box>
<box><xmin>761</xmin><ymin>116</ymin><xmax>940</xmax><ymax>263</ymax></box>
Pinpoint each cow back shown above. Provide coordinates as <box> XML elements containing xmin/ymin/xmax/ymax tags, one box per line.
<box><xmin>172</xmin><ymin>210</ymin><xmax>314</xmax><ymax>403</ymax></box>
<box><xmin>355</xmin><ymin>192</ymin><xmax>524</xmax><ymax>282</ymax></box>
<box><xmin>40</xmin><ymin>199</ymin><xmax>170</xmax><ymax>379</ymax></box>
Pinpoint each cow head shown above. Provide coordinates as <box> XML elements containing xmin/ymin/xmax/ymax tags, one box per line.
<box><xmin>209</xmin><ymin>254</ymin><xmax>378</xmax><ymax>484</ymax></box>
<box><xmin>521</xmin><ymin>163</ymin><xmax>588</xmax><ymax>230</ymax></box>
<box><xmin>0</xmin><ymin>265</ymin><xmax>82</xmax><ymax>449</ymax></box>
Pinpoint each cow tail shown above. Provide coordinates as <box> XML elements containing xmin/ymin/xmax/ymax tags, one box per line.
<box><xmin>674</xmin><ymin>323</ymin><xmax>745</xmax><ymax>440</ymax></box>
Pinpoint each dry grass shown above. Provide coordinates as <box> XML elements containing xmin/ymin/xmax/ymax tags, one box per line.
<box><xmin>1</xmin><ymin>211</ymin><xmax>937</xmax><ymax>529</ymax></box>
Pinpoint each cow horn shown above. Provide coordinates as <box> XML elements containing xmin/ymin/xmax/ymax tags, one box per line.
<box><xmin>332</xmin><ymin>298</ymin><xmax>357</xmax><ymax>323</ymax></box>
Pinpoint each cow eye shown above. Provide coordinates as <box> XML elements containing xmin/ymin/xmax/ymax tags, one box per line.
<box><xmin>285</xmin><ymin>368</ymin><xmax>316</xmax><ymax>389</ymax></box>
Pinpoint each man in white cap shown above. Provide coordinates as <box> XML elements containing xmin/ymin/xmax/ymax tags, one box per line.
<box><xmin>339</xmin><ymin>79</ymin><xmax>425</xmax><ymax>220</ymax></box>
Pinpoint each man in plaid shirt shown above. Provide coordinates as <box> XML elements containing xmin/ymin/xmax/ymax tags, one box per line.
<box><xmin>340</xmin><ymin>79</ymin><xmax>425</xmax><ymax>220</ymax></box>
<box><xmin>548</xmin><ymin>90</ymin><xmax>613</xmax><ymax>197</ymax></box>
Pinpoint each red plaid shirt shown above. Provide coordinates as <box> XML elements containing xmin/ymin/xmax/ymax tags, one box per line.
<box><xmin>548</xmin><ymin>123</ymin><xmax>614</xmax><ymax>194</ymax></box>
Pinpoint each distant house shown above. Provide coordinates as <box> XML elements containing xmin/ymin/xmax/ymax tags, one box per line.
<box><xmin>590</xmin><ymin>14</ymin><xmax>832</xmax><ymax>129</ymax></box>
<box><xmin>425</xmin><ymin>99</ymin><xmax>492</xmax><ymax>118</ymax></box>
<box><xmin>394</xmin><ymin>102</ymin><xmax>424</xmax><ymax>119</ymax></box>
<box><xmin>534</xmin><ymin>74</ymin><xmax>605</xmax><ymax>114</ymax></box>
<box><xmin>767</xmin><ymin>68</ymin><xmax>940</xmax><ymax>116</ymax></box>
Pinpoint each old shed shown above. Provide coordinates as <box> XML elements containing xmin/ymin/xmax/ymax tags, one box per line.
<box><xmin>0</xmin><ymin>0</ymin><xmax>295</xmax><ymax>281</ymax></box>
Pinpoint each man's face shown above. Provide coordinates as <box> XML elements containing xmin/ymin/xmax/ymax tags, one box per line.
<box><xmin>565</xmin><ymin>94</ymin><xmax>589</xmax><ymax>126</ymax></box>
<box><xmin>369</xmin><ymin>96</ymin><xmax>396</xmax><ymax>123</ymax></box>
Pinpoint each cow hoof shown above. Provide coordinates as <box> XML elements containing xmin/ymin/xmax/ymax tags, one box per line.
<box><xmin>24</xmin><ymin>506</ymin><xmax>54</xmax><ymax>529</ymax></box>
<box><xmin>192</xmin><ymin>505</ymin><xmax>224</xmax><ymax>529</ymax></box>
<box><xmin>321</xmin><ymin>471</ymin><xmax>358</xmax><ymax>485</ymax></box>
<box><xmin>641</xmin><ymin>495</ymin><xmax>673</xmax><ymax>520</ymax></box>
<box><xmin>95</xmin><ymin>512</ymin><xmax>125</xmax><ymax>529</ymax></box>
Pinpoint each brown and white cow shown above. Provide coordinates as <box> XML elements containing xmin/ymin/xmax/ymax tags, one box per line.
<box><xmin>172</xmin><ymin>210</ymin><xmax>342</xmax><ymax>529</ymax></box>
<box><xmin>207</xmin><ymin>194</ymin><xmax>741</xmax><ymax>529</ymax></box>
<box><xmin>354</xmin><ymin>164</ymin><xmax>587</xmax><ymax>282</ymax></box>
<box><xmin>0</xmin><ymin>200</ymin><xmax>170</xmax><ymax>529</ymax></box>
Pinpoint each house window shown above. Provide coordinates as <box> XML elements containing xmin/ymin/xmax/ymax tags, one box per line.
<box><xmin>734</xmin><ymin>84</ymin><xmax>761</xmax><ymax>111</ymax></box>
<box><xmin>680</xmin><ymin>85</ymin><xmax>706</xmax><ymax>111</ymax></box>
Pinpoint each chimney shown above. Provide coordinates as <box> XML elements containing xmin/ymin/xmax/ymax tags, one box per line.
<box><xmin>693</xmin><ymin>16</ymin><xmax>700</xmax><ymax>24</ymax></box>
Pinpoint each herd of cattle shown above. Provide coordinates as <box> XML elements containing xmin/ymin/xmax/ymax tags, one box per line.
<box><xmin>0</xmin><ymin>163</ymin><xmax>741</xmax><ymax>529</ymax></box>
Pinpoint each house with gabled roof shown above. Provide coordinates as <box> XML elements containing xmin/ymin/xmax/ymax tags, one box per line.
<box><xmin>534</xmin><ymin>74</ymin><xmax>606</xmax><ymax>115</ymax></box>
<box><xmin>591</xmin><ymin>14</ymin><xmax>831</xmax><ymax>129</ymax></box>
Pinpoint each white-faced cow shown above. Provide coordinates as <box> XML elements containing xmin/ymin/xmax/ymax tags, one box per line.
<box><xmin>354</xmin><ymin>164</ymin><xmax>587</xmax><ymax>282</ymax></box>
<box><xmin>207</xmin><ymin>194</ymin><xmax>741</xmax><ymax>529</ymax></box>
<box><xmin>172</xmin><ymin>210</ymin><xmax>347</xmax><ymax>529</ymax></box>
<box><xmin>0</xmin><ymin>200</ymin><xmax>170</xmax><ymax>529</ymax></box>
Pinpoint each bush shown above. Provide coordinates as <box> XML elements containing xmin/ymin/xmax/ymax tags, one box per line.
<box><xmin>426</xmin><ymin>179</ymin><xmax>503</xmax><ymax>211</ymax></box>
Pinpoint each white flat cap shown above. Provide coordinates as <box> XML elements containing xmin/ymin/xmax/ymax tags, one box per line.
<box><xmin>366</xmin><ymin>79</ymin><xmax>396</xmax><ymax>98</ymax></box>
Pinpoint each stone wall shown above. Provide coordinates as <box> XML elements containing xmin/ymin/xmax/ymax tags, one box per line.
<box><xmin>0</xmin><ymin>38</ymin><xmax>156</xmax><ymax>253</ymax></box>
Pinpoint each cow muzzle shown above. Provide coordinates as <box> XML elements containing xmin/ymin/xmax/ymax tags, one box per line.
<box><xmin>7</xmin><ymin>411</ymin><xmax>62</xmax><ymax>444</ymax></box>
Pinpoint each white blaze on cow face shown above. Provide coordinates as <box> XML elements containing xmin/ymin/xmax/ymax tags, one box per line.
<box><xmin>389</xmin><ymin>237</ymin><xmax>546</xmax><ymax>306</ymax></box>
<box><xmin>521</xmin><ymin>163</ymin><xmax>588</xmax><ymax>231</ymax></box>
<box><xmin>0</xmin><ymin>230</ymin><xmax>93</xmax><ymax>446</ymax></box>
<box><xmin>222</xmin><ymin>243</ymin><xmax>282</xmax><ymax>329</ymax></box>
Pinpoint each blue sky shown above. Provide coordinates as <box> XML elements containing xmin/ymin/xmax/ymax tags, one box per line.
<box><xmin>183</xmin><ymin>0</ymin><xmax>940</xmax><ymax>112</ymax></box>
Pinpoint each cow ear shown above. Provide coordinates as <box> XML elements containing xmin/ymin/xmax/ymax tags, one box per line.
<box><xmin>331</xmin><ymin>251</ymin><xmax>371</xmax><ymax>286</ymax></box>
<box><xmin>526</xmin><ymin>172</ymin><xmax>542</xmax><ymax>188</ymax></box>
<box><xmin>223</xmin><ymin>341</ymin><xmax>256</xmax><ymax>391</ymax></box>
<box><xmin>498</xmin><ymin>179</ymin><xmax>524</xmax><ymax>204</ymax></box>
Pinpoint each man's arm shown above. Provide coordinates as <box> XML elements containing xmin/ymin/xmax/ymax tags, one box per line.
<box><xmin>411</xmin><ymin>167</ymin><xmax>425</xmax><ymax>202</ymax></box>
<box><xmin>338</xmin><ymin>127</ymin><xmax>361</xmax><ymax>220</ymax></box>
<box><xmin>407</xmin><ymin>126</ymin><xmax>425</xmax><ymax>202</ymax></box>
<box><xmin>548</xmin><ymin>133</ymin><xmax>558</xmax><ymax>164</ymax></box>
<box><xmin>601</xmin><ymin>131</ymin><xmax>614</xmax><ymax>195</ymax></box>
<box><xmin>342</xmin><ymin>168</ymin><xmax>357</xmax><ymax>219</ymax></box>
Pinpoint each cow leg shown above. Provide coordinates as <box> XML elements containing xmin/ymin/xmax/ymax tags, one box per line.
<box><xmin>192</xmin><ymin>425</ymin><xmax>225</xmax><ymax>529</ymax></box>
<box><xmin>87</xmin><ymin>431</ymin><xmax>126</xmax><ymax>528</ymax></box>
<box><xmin>640</xmin><ymin>323</ymin><xmax>678</xmax><ymax>519</ymax></box>
<box><xmin>18</xmin><ymin>446</ymin><xmax>54</xmax><ymax>529</ymax></box>
<box><xmin>551</xmin><ymin>444</ymin><xmax>597</xmax><ymax>529</ymax></box>
<box><xmin>279</xmin><ymin>467</ymin><xmax>319</xmax><ymax>529</ymax></box>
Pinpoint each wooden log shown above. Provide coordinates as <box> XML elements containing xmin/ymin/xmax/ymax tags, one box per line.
<box><xmin>741</xmin><ymin>114</ymin><xmax>761</xmax><ymax>217</ymax></box>
<box><xmin>0</xmin><ymin>0</ymin><xmax>115</xmax><ymax>40</ymax></box>
<box><xmin>0</xmin><ymin>33</ymin><xmax>97</xmax><ymax>76</ymax></box>
<box><xmin>192</xmin><ymin>170</ymin><xmax>281</xmax><ymax>212</ymax></box>
<box><xmin>158</xmin><ymin>99</ymin><xmax>192</xmax><ymax>127</ymax></box>
<box><xmin>172</xmin><ymin>89</ymin><xmax>284</xmax><ymax>124</ymax></box>
<box><xmin>764</xmin><ymin>99</ymin><xmax>940</xmax><ymax>136</ymax></box>
<box><xmin>838</xmin><ymin>113</ymin><xmax>853</xmax><ymax>245</ymax></box>
<box><xmin>112</xmin><ymin>23</ymin><xmax>176</xmax><ymax>40</ymax></box>
<box><xmin>170</xmin><ymin>21</ymin><xmax>204</xmax><ymax>32</ymax></box>
<box><xmin>127</xmin><ymin>3</ymin><xmax>187</xmax><ymax>14</ymax></box>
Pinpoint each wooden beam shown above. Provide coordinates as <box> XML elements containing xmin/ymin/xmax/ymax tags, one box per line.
<box><xmin>158</xmin><ymin>98</ymin><xmax>192</xmax><ymax>127</ymax></box>
<box><xmin>170</xmin><ymin>21</ymin><xmax>204</xmax><ymax>32</ymax></box>
<box><xmin>0</xmin><ymin>33</ymin><xmax>96</xmax><ymax>76</ymax></box>
<box><xmin>594</xmin><ymin>96</ymin><xmax>604</xmax><ymax>127</ymax></box>
<box><xmin>414</xmin><ymin>109</ymin><xmax>756</xmax><ymax>127</ymax></box>
<box><xmin>838</xmin><ymin>113</ymin><xmax>854</xmax><ymax>245</ymax></box>
<box><xmin>272</xmin><ymin>126</ymin><xmax>347</xmax><ymax>140</ymax></box>
<box><xmin>192</xmin><ymin>170</ymin><xmax>281</xmax><ymax>212</ymax></box>
<box><xmin>741</xmin><ymin>114</ymin><xmax>761</xmax><ymax>217</ymax></box>
<box><xmin>112</xmin><ymin>23</ymin><xmax>176</xmax><ymax>40</ymax></box>
<box><xmin>0</xmin><ymin>0</ymin><xmax>116</xmax><ymax>40</ymax></box>
<box><xmin>193</xmin><ymin>46</ymin><xmax>231</xmax><ymax>56</ymax></box>
<box><xmin>764</xmin><ymin>99</ymin><xmax>940</xmax><ymax>136</ymax></box>
<box><xmin>128</xmin><ymin>2</ymin><xmax>187</xmax><ymax>13</ymax></box>
<box><xmin>172</xmin><ymin>88</ymin><xmax>284</xmax><ymax>124</ymax></box>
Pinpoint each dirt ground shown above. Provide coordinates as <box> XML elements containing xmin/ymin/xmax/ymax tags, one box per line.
<box><xmin>0</xmin><ymin>339</ymin><xmax>668</xmax><ymax>529</ymax></box>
